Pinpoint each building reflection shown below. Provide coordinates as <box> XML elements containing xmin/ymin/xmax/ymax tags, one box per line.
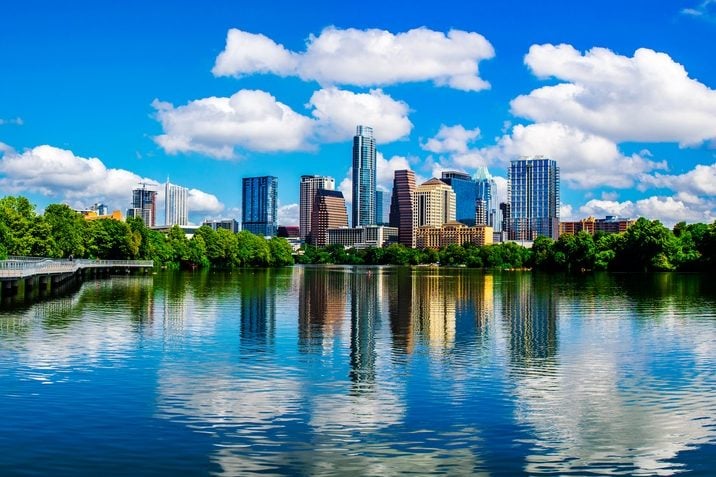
<box><xmin>500</xmin><ymin>273</ymin><xmax>558</xmax><ymax>366</ymax></box>
<box><xmin>297</xmin><ymin>267</ymin><xmax>347</xmax><ymax>354</ymax></box>
<box><xmin>387</xmin><ymin>268</ymin><xmax>414</xmax><ymax>356</ymax></box>
<box><xmin>349</xmin><ymin>269</ymin><xmax>379</xmax><ymax>388</ymax></box>
<box><xmin>240</xmin><ymin>270</ymin><xmax>275</xmax><ymax>348</ymax></box>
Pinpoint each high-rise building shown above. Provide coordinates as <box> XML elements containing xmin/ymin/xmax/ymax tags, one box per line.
<box><xmin>165</xmin><ymin>180</ymin><xmax>189</xmax><ymax>226</ymax></box>
<box><xmin>441</xmin><ymin>171</ymin><xmax>477</xmax><ymax>226</ymax></box>
<box><xmin>127</xmin><ymin>184</ymin><xmax>158</xmax><ymax>226</ymax></box>
<box><xmin>375</xmin><ymin>190</ymin><xmax>387</xmax><ymax>225</ymax></box>
<box><xmin>508</xmin><ymin>157</ymin><xmax>560</xmax><ymax>240</ymax></box>
<box><xmin>311</xmin><ymin>189</ymin><xmax>349</xmax><ymax>246</ymax></box>
<box><xmin>414</xmin><ymin>178</ymin><xmax>456</xmax><ymax>228</ymax></box>
<box><xmin>242</xmin><ymin>176</ymin><xmax>278</xmax><ymax>237</ymax></box>
<box><xmin>299</xmin><ymin>175</ymin><xmax>335</xmax><ymax>241</ymax></box>
<box><xmin>389</xmin><ymin>170</ymin><xmax>417</xmax><ymax>248</ymax></box>
<box><xmin>474</xmin><ymin>166</ymin><xmax>498</xmax><ymax>228</ymax></box>
<box><xmin>352</xmin><ymin>125</ymin><xmax>377</xmax><ymax>227</ymax></box>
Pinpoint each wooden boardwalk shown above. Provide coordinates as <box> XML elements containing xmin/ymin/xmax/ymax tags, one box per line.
<box><xmin>0</xmin><ymin>257</ymin><xmax>153</xmax><ymax>280</ymax></box>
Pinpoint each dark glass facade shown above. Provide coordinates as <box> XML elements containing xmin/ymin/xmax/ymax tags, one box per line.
<box><xmin>352</xmin><ymin>126</ymin><xmax>376</xmax><ymax>227</ymax></box>
<box><xmin>441</xmin><ymin>171</ymin><xmax>476</xmax><ymax>226</ymax></box>
<box><xmin>242</xmin><ymin>176</ymin><xmax>278</xmax><ymax>237</ymax></box>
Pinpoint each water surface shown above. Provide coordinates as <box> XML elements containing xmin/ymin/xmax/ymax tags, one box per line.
<box><xmin>1</xmin><ymin>267</ymin><xmax>715</xmax><ymax>476</ymax></box>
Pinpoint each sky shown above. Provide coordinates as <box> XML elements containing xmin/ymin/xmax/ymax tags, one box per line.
<box><xmin>1</xmin><ymin>0</ymin><xmax>715</xmax><ymax>227</ymax></box>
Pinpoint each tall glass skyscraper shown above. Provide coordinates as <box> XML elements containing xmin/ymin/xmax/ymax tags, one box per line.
<box><xmin>165</xmin><ymin>180</ymin><xmax>189</xmax><ymax>226</ymax></box>
<box><xmin>352</xmin><ymin>125</ymin><xmax>376</xmax><ymax>227</ymax></box>
<box><xmin>242</xmin><ymin>176</ymin><xmax>278</xmax><ymax>237</ymax></box>
<box><xmin>441</xmin><ymin>171</ymin><xmax>477</xmax><ymax>226</ymax></box>
<box><xmin>508</xmin><ymin>157</ymin><xmax>560</xmax><ymax>240</ymax></box>
<box><xmin>474</xmin><ymin>166</ymin><xmax>498</xmax><ymax>228</ymax></box>
<box><xmin>128</xmin><ymin>184</ymin><xmax>157</xmax><ymax>226</ymax></box>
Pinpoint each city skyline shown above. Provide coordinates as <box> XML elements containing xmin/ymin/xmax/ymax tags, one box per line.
<box><xmin>0</xmin><ymin>1</ymin><xmax>715</xmax><ymax>227</ymax></box>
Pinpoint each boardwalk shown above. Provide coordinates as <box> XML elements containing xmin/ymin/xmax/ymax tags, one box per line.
<box><xmin>0</xmin><ymin>257</ymin><xmax>153</xmax><ymax>279</ymax></box>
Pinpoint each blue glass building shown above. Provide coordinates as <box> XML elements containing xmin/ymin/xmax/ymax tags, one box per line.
<box><xmin>508</xmin><ymin>157</ymin><xmax>560</xmax><ymax>240</ymax></box>
<box><xmin>441</xmin><ymin>171</ymin><xmax>476</xmax><ymax>226</ymax></box>
<box><xmin>474</xmin><ymin>166</ymin><xmax>498</xmax><ymax>228</ymax></box>
<box><xmin>352</xmin><ymin>126</ymin><xmax>376</xmax><ymax>227</ymax></box>
<box><xmin>242</xmin><ymin>176</ymin><xmax>278</xmax><ymax>237</ymax></box>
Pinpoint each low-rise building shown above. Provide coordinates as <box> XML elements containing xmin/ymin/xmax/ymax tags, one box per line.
<box><xmin>327</xmin><ymin>226</ymin><xmax>398</xmax><ymax>248</ymax></box>
<box><xmin>416</xmin><ymin>221</ymin><xmax>493</xmax><ymax>249</ymax></box>
<box><xmin>559</xmin><ymin>215</ymin><xmax>635</xmax><ymax>237</ymax></box>
<box><xmin>203</xmin><ymin>219</ymin><xmax>240</xmax><ymax>234</ymax></box>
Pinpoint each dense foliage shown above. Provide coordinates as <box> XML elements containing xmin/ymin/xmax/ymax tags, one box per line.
<box><xmin>0</xmin><ymin>196</ymin><xmax>294</xmax><ymax>268</ymax></box>
<box><xmin>2</xmin><ymin>196</ymin><xmax>715</xmax><ymax>272</ymax></box>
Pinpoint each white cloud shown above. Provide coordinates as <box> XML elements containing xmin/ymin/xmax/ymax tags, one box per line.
<box><xmin>560</xmin><ymin>204</ymin><xmax>574</xmax><ymax>221</ymax></box>
<box><xmin>376</xmin><ymin>153</ymin><xmax>413</xmax><ymax>191</ymax></box>
<box><xmin>212</xmin><ymin>30</ymin><xmax>297</xmax><ymax>77</ymax></box>
<box><xmin>579</xmin><ymin>196</ymin><xmax>714</xmax><ymax>226</ymax></box>
<box><xmin>0</xmin><ymin>117</ymin><xmax>23</xmax><ymax>126</ymax></box>
<box><xmin>0</xmin><ymin>144</ymin><xmax>223</xmax><ymax>215</ymax></box>
<box><xmin>309</xmin><ymin>88</ymin><xmax>412</xmax><ymax>143</ymax></box>
<box><xmin>486</xmin><ymin>122</ymin><xmax>666</xmax><ymax>188</ymax></box>
<box><xmin>152</xmin><ymin>90</ymin><xmax>314</xmax><ymax>158</ymax></box>
<box><xmin>421</xmin><ymin>124</ymin><xmax>480</xmax><ymax>154</ymax></box>
<box><xmin>512</xmin><ymin>44</ymin><xmax>716</xmax><ymax>145</ymax></box>
<box><xmin>681</xmin><ymin>0</ymin><xmax>716</xmax><ymax>20</ymax></box>
<box><xmin>639</xmin><ymin>163</ymin><xmax>716</xmax><ymax>197</ymax></box>
<box><xmin>213</xmin><ymin>27</ymin><xmax>495</xmax><ymax>91</ymax></box>
<box><xmin>278</xmin><ymin>203</ymin><xmax>299</xmax><ymax>225</ymax></box>
<box><xmin>338</xmin><ymin>173</ymin><xmax>352</xmax><ymax>206</ymax></box>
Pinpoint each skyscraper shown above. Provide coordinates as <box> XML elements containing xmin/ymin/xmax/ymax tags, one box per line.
<box><xmin>508</xmin><ymin>157</ymin><xmax>560</xmax><ymax>240</ymax></box>
<box><xmin>375</xmin><ymin>190</ymin><xmax>385</xmax><ymax>225</ymax></box>
<box><xmin>242</xmin><ymin>176</ymin><xmax>278</xmax><ymax>237</ymax></box>
<box><xmin>128</xmin><ymin>184</ymin><xmax>158</xmax><ymax>226</ymax></box>
<box><xmin>414</xmin><ymin>178</ymin><xmax>456</xmax><ymax>227</ymax></box>
<box><xmin>389</xmin><ymin>169</ymin><xmax>417</xmax><ymax>247</ymax></box>
<box><xmin>352</xmin><ymin>125</ymin><xmax>376</xmax><ymax>227</ymax></box>
<box><xmin>474</xmin><ymin>166</ymin><xmax>498</xmax><ymax>228</ymax></box>
<box><xmin>299</xmin><ymin>175</ymin><xmax>335</xmax><ymax>241</ymax></box>
<box><xmin>165</xmin><ymin>180</ymin><xmax>189</xmax><ymax>226</ymax></box>
<box><xmin>441</xmin><ymin>171</ymin><xmax>477</xmax><ymax>226</ymax></box>
<box><xmin>311</xmin><ymin>189</ymin><xmax>349</xmax><ymax>246</ymax></box>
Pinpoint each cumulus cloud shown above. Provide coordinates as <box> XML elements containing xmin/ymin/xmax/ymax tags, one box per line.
<box><xmin>309</xmin><ymin>88</ymin><xmax>412</xmax><ymax>143</ymax></box>
<box><xmin>579</xmin><ymin>196</ymin><xmax>714</xmax><ymax>226</ymax></box>
<box><xmin>213</xmin><ymin>27</ymin><xmax>495</xmax><ymax>91</ymax></box>
<box><xmin>0</xmin><ymin>144</ymin><xmax>223</xmax><ymax>215</ymax></box>
<box><xmin>278</xmin><ymin>203</ymin><xmax>299</xmax><ymax>225</ymax></box>
<box><xmin>152</xmin><ymin>90</ymin><xmax>314</xmax><ymax>158</ymax></box>
<box><xmin>421</xmin><ymin>124</ymin><xmax>480</xmax><ymax>154</ymax></box>
<box><xmin>485</xmin><ymin>122</ymin><xmax>666</xmax><ymax>189</ymax></box>
<box><xmin>153</xmin><ymin>87</ymin><xmax>412</xmax><ymax>157</ymax></box>
<box><xmin>639</xmin><ymin>163</ymin><xmax>716</xmax><ymax>197</ymax></box>
<box><xmin>511</xmin><ymin>44</ymin><xmax>716</xmax><ymax>145</ymax></box>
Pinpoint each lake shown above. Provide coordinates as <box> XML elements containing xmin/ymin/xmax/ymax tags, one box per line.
<box><xmin>1</xmin><ymin>266</ymin><xmax>715</xmax><ymax>476</ymax></box>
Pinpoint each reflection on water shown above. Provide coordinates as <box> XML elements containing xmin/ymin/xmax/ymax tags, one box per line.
<box><xmin>0</xmin><ymin>268</ymin><xmax>715</xmax><ymax>476</ymax></box>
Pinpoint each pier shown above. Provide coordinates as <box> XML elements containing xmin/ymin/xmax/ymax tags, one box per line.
<box><xmin>0</xmin><ymin>257</ymin><xmax>153</xmax><ymax>304</ymax></box>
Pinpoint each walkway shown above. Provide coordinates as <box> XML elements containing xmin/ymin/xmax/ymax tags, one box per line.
<box><xmin>0</xmin><ymin>257</ymin><xmax>153</xmax><ymax>279</ymax></box>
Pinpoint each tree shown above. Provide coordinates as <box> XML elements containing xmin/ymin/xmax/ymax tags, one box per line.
<box><xmin>268</xmin><ymin>237</ymin><xmax>294</xmax><ymax>266</ymax></box>
<box><xmin>613</xmin><ymin>218</ymin><xmax>678</xmax><ymax>271</ymax></box>
<box><xmin>44</xmin><ymin>204</ymin><xmax>87</xmax><ymax>258</ymax></box>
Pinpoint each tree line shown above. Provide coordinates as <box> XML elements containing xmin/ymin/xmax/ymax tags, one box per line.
<box><xmin>0</xmin><ymin>196</ymin><xmax>294</xmax><ymax>268</ymax></box>
<box><xmin>2</xmin><ymin>196</ymin><xmax>715</xmax><ymax>272</ymax></box>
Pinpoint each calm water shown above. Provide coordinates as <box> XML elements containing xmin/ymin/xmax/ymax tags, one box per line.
<box><xmin>1</xmin><ymin>267</ymin><xmax>715</xmax><ymax>476</ymax></box>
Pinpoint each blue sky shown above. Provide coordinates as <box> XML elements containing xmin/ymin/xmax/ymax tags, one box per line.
<box><xmin>1</xmin><ymin>0</ymin><xmax>715</xmax><ymax>226</ymax></box>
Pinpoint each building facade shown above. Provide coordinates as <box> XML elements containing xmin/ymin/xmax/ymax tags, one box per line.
<box><xmin>375</xmin><ymin>190</ymin><xmax>388</xmax><ymax>226</ymax></box>
<box><xmin>559</xmin><ymin>215</ymin><xmax>636</xmax><ymax>236</ymax></box>
<box><xmin>327</xmin><ymin>226</ymin><xmax>398</xmax><ymax>248</ymax></box>
<box><xmin>202</xmin><ymin>219</ymin><xmax>240</xmax><ymax>233</ymax></box>
<box><xmin>299</xmin><ymin>175</ymin><xmax>335</xmax><ymax>241</ymax></box>
<box><xmin>416</xmin><ymin>222</ymin><xmax>494</xmax><ymax>249</ymax></box>
<box><xmin>311</xmin><ymin>189</ymin><xmax>349</xmax><ymax>247</ymax></box>
<box><xmin>242</xmin><ymin>176</ymin><xmax>278</xmax><ymax>237</ymax></box>
<box><xmin>441</xmin><ymin>171</ymin><xmax>477</xmax><ymax>226</ymax></box>
<box><xmin>165</xmin><ymin>180</ymin><xmax>189</xmax><ymax>226</ymax></box>
<box><xmin>128</xmin><ymin>185</ymin><xmax>158</xmax><ymax>226</ymax></box>
<box><xmin>352</xmin><ymin>125</ymin><xmax>377</xmax><ymax>227</ymax></box>
<box><xmin>508</xmin><ymin>157</ymin><xmax>560</xmax><ymax>240</ymax></box>
<box><xmin>389</xmin><ymin>169</ymin><xmax>417</xmax><ymax>248</ymax></box>
<box><xmin>474</xmin><ymin>166</ymin><xmax>498</xmax><ymax>228</ymax></box>
<box><xmin>414</xmin><ymin>178</ymin><xmax>456</xmax><ymax>228</ymax></box>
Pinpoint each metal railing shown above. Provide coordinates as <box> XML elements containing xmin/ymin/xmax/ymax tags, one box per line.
<box><xmin>0</xmin><ymin>258</ymin><xmax>153</xmax><ymax>279</ymax></box>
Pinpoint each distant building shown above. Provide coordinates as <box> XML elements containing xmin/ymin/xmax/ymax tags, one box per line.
<box><xmin>165</xmin><ymin>180</ymin><xmax>189</xmax><ymax>226</ymax></box>
<box><xmin>389</xmin><ymin>169</ymin><xmax>417</xmax><ymax>248</ymax></box>
<box><xmin>91</xmin><ymin>203</ymin><xmax>109</xmax><ymax>216</ymax></box>
<box><xmin>416</xmin><ymin>222</ymin><xmax>494</xmax><ymax>249</ymax></box>
<box><xmin>299</xmin><ymin>175</ymin><xmax>335</xmax><ymax>241</ymax></box>
<box><xmin>474</xmin><ymin>166</ymin><xmax>498</xmax><ymax>228</ymax></box>
<box><xmin>242</xmin><ymin>176</ymin><xmax>278</xmax><ymax>237</ymax></box>
<box><xmin>414</xmin><ymin>178</ymin><xmax>456</xmax><ymax>228</ymax></box>
<box><xmin>559</xmin><ymin>216</ymin><xmax>636</xmax><ymax>236</ymax></box>
<box><xmin>375</xmin><ymin>190</ymin><xmax>389</xmax><ymax>225</ymax></box>
<box><xmin>151</xmin><ymin>224</ymin><xmax>200</xmax><ymax>239</ymax></box>
<box><xmin>508</xmin><ymin>157</ymin><xmax>560</xmax><ymax>240</ymax></box>
<box><xmin>128</xmin><ymin>185</ymin><xmax>158</xmax><ymax>226</ymax></box>
<box><xmin>352</xmin><ymin>125</ymin><xmax>377</xmax><ymax>226</ymax></box>
<box><xmin>278</xmin><ymin>225</ymin><xmax>300</xmax><ymax>238</ymax></box>
<box><xmin>327</xmin><ymin>226</ymin><xmax>398</xmax><ymax>248</ymax></box>
<box><xmin>79</xmin><ymin>209</ymin><xmax>123</xmax><ymax>221</ymax></box>
<box><xmin>203</xmin><ymin>219</ymin><xmax>240</xmax><ymax>233</ymax></box>
<box><xmin>441</xmin><ymin>171</ymin><xmax>477</xmax><ymax>226</ymax></box>
<box><xmin>311</xmin><ymin>189</ymin><xmax>349</xmax><ymax>247</ymax></box>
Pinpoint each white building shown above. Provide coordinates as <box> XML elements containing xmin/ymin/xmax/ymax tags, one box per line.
<box><xmin>165</xmin><ymin>180</ymin><xmax>189</xmax><ymax>226</ymax></box>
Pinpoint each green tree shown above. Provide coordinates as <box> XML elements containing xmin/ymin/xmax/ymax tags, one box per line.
<box><xmin>43</xmin><ymin>204</ymin><xmax>86</xmax><ymax>258</ymax></box>
<box><xmin>268</xmin><ymin>237</ymin><xmax>294</xmax><ymax>266</ymax></box>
